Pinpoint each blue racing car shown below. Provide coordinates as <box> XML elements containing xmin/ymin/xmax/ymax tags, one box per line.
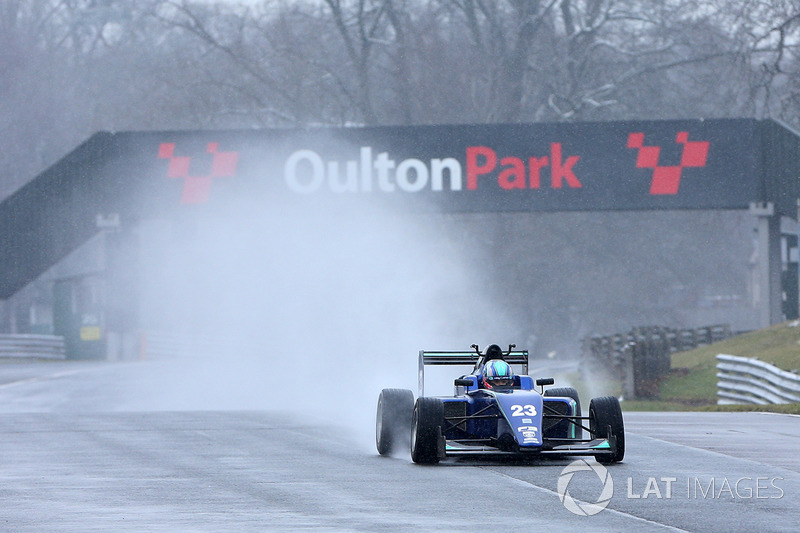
<box><xmin>376</xmin><ymin>344</ymin><xmax>625</xmax><ymax>464</ymax></box>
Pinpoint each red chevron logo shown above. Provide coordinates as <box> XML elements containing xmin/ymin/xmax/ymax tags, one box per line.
<box><xmin>627</xmin><ymin>132</ymin><xmax>709</xmax><ymax>195</ymax></box>
<box><xmin>158</xmin><ymin>142</ymin><xmax>238</xmax><ymax>204</ymax></box>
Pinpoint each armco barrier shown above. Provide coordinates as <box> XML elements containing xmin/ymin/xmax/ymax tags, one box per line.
<box><xmin>0</xmin><ymin>334</ymin><xmax>66</xmax><ymax>359</ymax></box>
<box><xmin>716</xmin><ymin>354</ymin><xmax>800</xmax><ymax>405</ymax></box>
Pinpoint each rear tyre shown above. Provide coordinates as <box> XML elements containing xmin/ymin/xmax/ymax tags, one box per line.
<box><xmin>410</xmin><ymin>397</ymin><xmax>445</xmax><ymax>464</ymax></box>
<box><xmin>376</xmin><ymin>389</ymin><xmax>414</xmax><ymax>456</ymax></box>
<box><xmin>589</xmin><ymin>396</ymin><xmax>625</xmax><ymax>463</ymax></box>
<box><xmin>544</xmin><ymin>386</ymin><xmax>582</xmax><ymax>439</ymax></box>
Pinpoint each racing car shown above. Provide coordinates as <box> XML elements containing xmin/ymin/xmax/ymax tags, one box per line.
<box><xmin>376</xmin><ymin>344</ymin><xmax>625</xmax><ymax>464</ymax></box>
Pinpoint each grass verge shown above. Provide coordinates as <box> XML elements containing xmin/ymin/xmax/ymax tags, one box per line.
<box><xmin>603</xmin><ymin>321</ymin><xmax>800</xmax><ymax>412</ymax></box>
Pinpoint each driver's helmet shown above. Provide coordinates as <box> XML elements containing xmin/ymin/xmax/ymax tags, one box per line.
<box><xmin>482</xmin><ymin>359</ymin><xmax>514</xmax><ymax>389</ymax></box>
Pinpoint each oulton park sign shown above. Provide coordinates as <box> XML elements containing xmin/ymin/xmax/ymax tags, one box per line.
<box><xmin>141</xmin><ymin>118</ymin><xmax>784</xmax><ymax>215</ymax></box>
<box><xmin>1</xmin><ymin>117</ymin><xmax>798</xmax><ymax>299</ymax></box>
<box><xmin>162</xmin><ymin>132</ymin><xmax>706</xmax><ymax>200</ymax></box>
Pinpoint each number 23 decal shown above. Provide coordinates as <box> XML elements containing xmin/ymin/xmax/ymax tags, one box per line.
<box><xmin>510</xmin><ymin>404</ymin><xmax>537</xmax><ymax>416</ymax></box>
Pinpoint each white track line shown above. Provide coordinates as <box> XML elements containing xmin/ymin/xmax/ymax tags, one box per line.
<box><xmin>0</xmin><ymin>370</ymin><xmax>83</xmax><ymax>389</ymax></box>
<box><xmin>482</xmin><ymin>467</ymin><xmax>693</xmax><ymax>533</ymax></box>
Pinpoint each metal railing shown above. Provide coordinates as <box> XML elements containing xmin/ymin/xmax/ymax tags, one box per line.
<box><xmin>0</xmin><ymin>334</ymin><xmax>65</xmax><ymax>359</ymax></box>
<box><xmin>716</xmin><ymin>354</ymin><xmax>800</xmax><ymax>405</ymax></box>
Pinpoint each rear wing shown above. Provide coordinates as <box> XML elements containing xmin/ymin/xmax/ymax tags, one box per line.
<box><xmin>418</xmin><ymin>350</ymin><xmax>529</xmax><ymax>396</ymax></box>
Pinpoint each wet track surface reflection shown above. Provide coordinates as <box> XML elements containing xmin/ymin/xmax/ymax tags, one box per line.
<box><xmin>0</xmin><ymin>359</ymin><xmax>798</xmax><ymax>531</ymax></box>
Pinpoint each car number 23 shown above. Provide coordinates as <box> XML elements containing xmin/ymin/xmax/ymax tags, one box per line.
<box><xmin>510</xmin><ymin>404</ymin><xmax>537</xmax><ymax>416</ymax></box>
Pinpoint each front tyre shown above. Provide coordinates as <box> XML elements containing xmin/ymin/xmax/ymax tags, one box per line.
<box><xmin>376</xmin><ymin>389</ymin><xmax>414</xmax><ymax>456</ymax></box>
<box><xmin>589</xmin><ymin>396</ymin><xmax>625</xmax><ymax>464</ymax></box>
<box><xmin>410</xmin><ymin>397</ymin><xmax>444</xmax><ymax>464</ymax></box>
<box><xmin>544</xmin><ymin>386</ymin><xmax>582</xmax><ymax>439</ymax></box>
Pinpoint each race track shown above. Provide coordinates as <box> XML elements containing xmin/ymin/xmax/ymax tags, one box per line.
<box><xmin>0</xmin><ymin>359</ymin><xmax>797</xmax><ymax>531</ymax></box>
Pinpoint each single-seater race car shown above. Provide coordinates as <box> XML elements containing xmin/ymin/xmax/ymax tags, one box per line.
<box><xmin>376</xmin><ymin>344</ymin><xmax>624</xmax><ymax>464</ymax></box>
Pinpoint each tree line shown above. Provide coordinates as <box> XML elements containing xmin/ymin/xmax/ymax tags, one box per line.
<box><xmin>2</xmin><ymin>0</ymin><xmax>799</xmax><ymax>197</ymax></box>
<box><xmin>0</xmin><ymin>1</ymin><xmax>795</xmax><ymax>349</ymax></box>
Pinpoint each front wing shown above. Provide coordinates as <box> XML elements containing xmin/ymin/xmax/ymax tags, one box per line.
<box><xmin>443</xmin><ymin>436</ymin><xmax>618</xmax><ymax>457</ymax></box>
<box><xmin>439</xmin><ymin>399</ymin><xmax>618</xmax><ymax>458</ymax></box>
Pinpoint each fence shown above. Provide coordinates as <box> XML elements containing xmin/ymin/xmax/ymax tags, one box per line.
<box><xmin>716</xmin><ymin>354</ymin><xmax>800</xmax><ymax>405</ymax></box>
<box><xmin>0</xmin><ymin>334</ymin><xmax>65</xmax><ymax>359</ymax></box>
<box><xmin>584</xmin><ymin>324</ymin><xmax>733</xmax><ymax>399</ymax></box>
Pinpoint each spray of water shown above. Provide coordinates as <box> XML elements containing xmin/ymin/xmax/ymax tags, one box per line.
<box><xmin>127</xmin><ymin>185</ymin><xmax>520</xmax><ymax>450</ymax></box>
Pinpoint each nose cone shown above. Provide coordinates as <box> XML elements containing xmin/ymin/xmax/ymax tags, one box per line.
<box><xmin>494</xmin><ymin>391</ymin><xmax>543</xmax><ymax>448</ymax></box>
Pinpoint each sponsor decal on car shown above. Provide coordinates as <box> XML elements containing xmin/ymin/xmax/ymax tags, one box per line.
<box><xmin>516</xmin><ymin>425</ymin><xmax>539</xmax><ymax>444</ymax></box>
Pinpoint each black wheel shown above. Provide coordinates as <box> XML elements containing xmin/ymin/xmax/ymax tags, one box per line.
<box><xmin>410</xmin><ymin>397</ymin><xmax>444</xmax><ymax>464</ymax></box>
<box><xmin>544</xmin><ymin>387</ymin><xmax>582</xmax><ymax>439</ymax></box>
<box><xmin>544</xmin><ymin>386</ymin><xmax>581</xmax><ymax>415</ymax></box>
<box><xmin>589</xmin><ymin>396</ymin><xmax>625</xmax><ymax>463</ymax></box>
<box><xmin>376</xmin><ymin>389</ymin><xmax>414</xmax><ymax>456</ymax></box>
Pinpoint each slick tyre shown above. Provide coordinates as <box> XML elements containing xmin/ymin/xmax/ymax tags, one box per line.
<box><xmin>589</xmin><ymin>396</ymin><xmax>625</xmax><ymax>464</ymax></box>
<box><xmin>544</xmin><ymin>386</ymin><xmax>582</xmax><ymax>439</ymax></box>
<box><xmin>410</xmin><ymin>397</ymin><xmax>444</xmax><ymax>464</ymax></box>
<box><xmin>376</xmin><ymin>389</ymin><xmax>414</xmax><ymax>456</ymax></box>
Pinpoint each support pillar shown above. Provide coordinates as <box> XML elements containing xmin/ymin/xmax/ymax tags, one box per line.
<box><xmin>104</xmin><ymin>216</ymin><xmax>140</xmax><ymax>361</ymax></box>
<box><xmin>750</xmin><ymin>202</ymin><xmax>782</xmax><ymax>327</ymax></box>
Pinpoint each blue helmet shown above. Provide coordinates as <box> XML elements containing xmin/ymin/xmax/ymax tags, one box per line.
<box><xmin>482</xmin><ymin>359</ymin><xmax>514</xmax><ymax>389</ymax></box>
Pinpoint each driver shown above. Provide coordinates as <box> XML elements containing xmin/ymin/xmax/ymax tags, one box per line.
<box><xmin>481</xmin><ymin>359</ymin><xmax>514</xmax><ymax>389</ymax></box>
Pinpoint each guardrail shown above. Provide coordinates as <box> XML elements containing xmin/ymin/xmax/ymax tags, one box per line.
<box><xmin>716</xmin><ymin>354</ymin><xmax>800</xmax><ymax>405</ymax></box>
<box><xmin>0</xmin><ymin>334</ymin><xmax>66</xmax><ymax>359</ymax></box>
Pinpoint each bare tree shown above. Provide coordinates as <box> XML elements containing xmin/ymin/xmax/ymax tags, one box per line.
<box><xmin>729</xmin><ymin>0</ymin><xmax>800</xmax><ymax>128</ymax></box>
<box><xmin>442</xmin><ymin>0</ymin><xmax>559</xmax><ymax>122</ymax></box>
